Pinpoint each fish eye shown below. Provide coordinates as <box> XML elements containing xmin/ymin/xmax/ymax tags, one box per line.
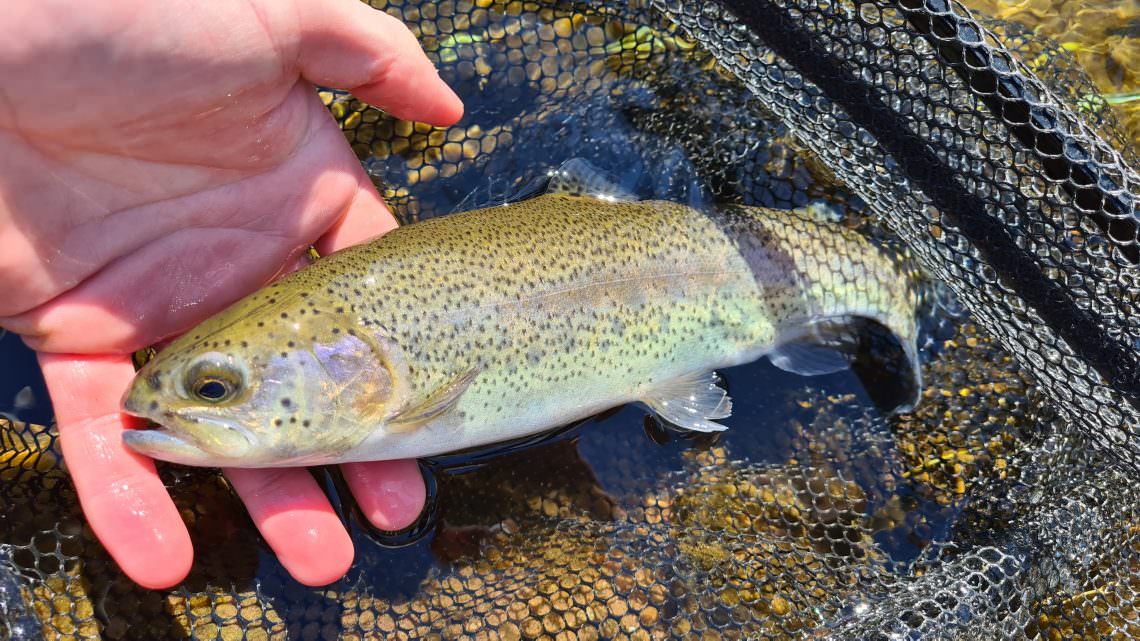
<box><xmin>183</xmin><ymin>352</ymin><xmax>245</xmax><ymax>404</ymax></box>
<box><xmin>193</xmin><ymin>378</ymin><xmax>234</xmax><ymax>402</ymax></box>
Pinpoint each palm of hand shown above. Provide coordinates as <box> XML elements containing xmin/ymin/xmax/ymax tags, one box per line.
<box><xmin>0</xmin><ymin>0</ymin><xmax>462</xmax><ymax>588</ymax></box>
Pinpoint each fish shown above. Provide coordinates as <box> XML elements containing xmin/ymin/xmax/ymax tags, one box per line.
<box><xmin>121</xmin><ymin>162</ymin><xmax>924</xmax><ymax>467</ymax></box>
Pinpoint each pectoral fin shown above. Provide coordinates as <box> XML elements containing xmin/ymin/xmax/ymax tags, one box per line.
<box><xmin>641</xmin><ymin>371</ymin><xmax>732</xmax><ymax>433</ymax></box>
<box><xmin>386</xmin><ymin>369</ymin><xmax>480</xmax><ymax>433</ymax></box>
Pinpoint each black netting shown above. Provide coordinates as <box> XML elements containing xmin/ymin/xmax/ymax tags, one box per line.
<box><xmin>2</xmin><ymin>0</ymin><xmax>1139</xmax><ymax>638</ymax></box>
<box><xmin>0</xmin><ymin>547</ymin><xmax>42</xmax><ymax>641</ymax></box>
<box><xmin>654</xmin><ymin>0</ymin><xmax>1140</xmax><ymax>635</ymax></box>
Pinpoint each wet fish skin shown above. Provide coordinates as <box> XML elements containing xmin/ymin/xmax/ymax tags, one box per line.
<box><xmin>122</xmin><ymin>193</ymin><xmax>920</xmax><ymax>467</ymax></box>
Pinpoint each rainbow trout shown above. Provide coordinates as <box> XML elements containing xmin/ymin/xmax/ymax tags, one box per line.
<box><xmin>123</xmin><ymin>170</ymin><xmax>923</xmax><ymax>467</ymax></box>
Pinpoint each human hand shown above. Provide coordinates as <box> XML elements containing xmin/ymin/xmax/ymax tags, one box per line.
<box><xmin>0</xmin><ymin>0</ymin><xmax>462</xmax><ymax>587</ymax></box>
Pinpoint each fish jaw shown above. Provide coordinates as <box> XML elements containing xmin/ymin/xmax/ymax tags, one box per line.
<box><xmin>122</xmin><ymin>427</ymin><xmax>225</xmax><ymax>466</ymax></box>
<box><xmin>122</xmin><ymin>385</ymin><xmax>258</xmax><ymax>465</ymax></box>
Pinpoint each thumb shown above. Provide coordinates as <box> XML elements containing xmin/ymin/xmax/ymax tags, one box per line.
<box><xmin>288</xmin><ymin>0</ymin><xmax>463</xmax><ymax>126</ymax></box>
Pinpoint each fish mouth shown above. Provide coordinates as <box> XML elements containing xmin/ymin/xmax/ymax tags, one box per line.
<box><xmin>121</xmin><ymin>377</ymin><xmax>258</xmax><ymax>466</ymax></box>
<box><xmin>122</xmin><ymin>404</ymin><xmax>256</xmax><ymax>467</ymax></box>
<box><xmin>122</xmin><ymin>427</ymin><xmax>220</xmax><ymax>466</ymax></box>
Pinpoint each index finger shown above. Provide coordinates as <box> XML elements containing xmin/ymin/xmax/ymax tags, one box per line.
<box><xmin>38</xmin><ymin>353</ymin><xmax>193</xmax><ymax>589</ymax></box>
<box><xmin>292</xmin><ymin>0</ymin><xmax>464</xmax><ymax>127</ymax></box>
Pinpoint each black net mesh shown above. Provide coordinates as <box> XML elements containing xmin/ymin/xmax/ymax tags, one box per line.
<box><xmin>1</xmin><ymin>0</ymin><xmax>1138</xmax><ymax>638</ymax></box>
<box><xmin>653</xmin><ymin>0</ymin><xmax>1140</xmax><ymax>635</ymax></box>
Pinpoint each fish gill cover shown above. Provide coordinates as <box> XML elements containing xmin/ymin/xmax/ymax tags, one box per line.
<box><xmin>1</xmin><ymin>0</ymin><xmax>1139</xmax><ymax>639</ymax></box>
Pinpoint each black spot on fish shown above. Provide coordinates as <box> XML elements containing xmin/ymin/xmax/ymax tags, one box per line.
<box><xmin>281</xmin><ymin>398</ymin><xmax>292</xmax><ymax>408</ymax></box>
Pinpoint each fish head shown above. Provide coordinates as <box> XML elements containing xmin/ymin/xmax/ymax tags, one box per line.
<box><xmin>122</xmin><ymin>291</ymin><xmax>407</xmax><ymax>467</ymax></box>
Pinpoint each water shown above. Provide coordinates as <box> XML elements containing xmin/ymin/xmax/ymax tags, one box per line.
<box><xmin>0</xmin><ymin>332</ymin><xmax>51</xmax><ymax>428</ymax></box>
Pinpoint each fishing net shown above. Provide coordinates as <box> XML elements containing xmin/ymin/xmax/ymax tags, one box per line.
<box><xmin>650</xmin><ymin>0</ymin><xmax>1140</xmax><ymax>636</ymax></box>
<box><xmin>1</xmin><ymin>0</ymin><xmax>1138</xmax><ymax>639</ymax></box>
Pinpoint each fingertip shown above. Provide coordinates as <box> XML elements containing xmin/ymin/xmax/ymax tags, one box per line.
<box><xmin>342</xmin><ymin>459</ymin><xmax>426</xmax><ymax>531</ymax></box>
<box><xmin>293</xmin><ymin>0</ymin><xmax>464</xmax><ymax>127</ymax></box>
<box><xmin>277</xmin><ymin>522</ymin><xmax>354</xmax><ymax>587</ymax></box>
<box><xmin>225</xmin><ymin>468</ymin><xmax>354</xmax><ymax>586</ymax></box>
<box><xmin>431</xmin><ymin>87</ymin><xmax>465</xmax><ymax>127</ymax></box>
<box><xmin>352</xmin><ymin>74</ymin><xmax>464</xmax><ymax>127</ymax></box>
<box><xmin>117</xmin><ymin>529</ymin><xmax>195</xmax><ymax>590</ymax></box>
<box><xmin>86</xmin><ymin>469</ymin><xmax>194</xmax><ymax>590</ymax></box>
<box><xmin>38</xmin><ymin>353</ymin><xmax>195</xmax><ymax>589</ymax></box>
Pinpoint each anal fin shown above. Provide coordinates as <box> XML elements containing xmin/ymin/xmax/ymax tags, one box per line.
<box><xmin>769</xmin><ymin>319</ymin><xmax>860</xmax><ymax>377</ymax></box>
<box><xmin>771</xmin><ymin>316</ymin><xmax>924</xmax><ymax>415</ymax></box>
<box><xmin>641</xmin><ymin>371</ymin><xmax>732</xmax><ymax>433</ymax></box>
<box><xmin>769</xmin><ymin>341</ymin><xmax>851</xmax><ymax>376</ymax></box>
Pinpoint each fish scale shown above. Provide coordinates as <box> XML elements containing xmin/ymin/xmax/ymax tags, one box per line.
<box><xmin>122</xmin><ymin>189</ymin><xmax>921</xmax><ymax>466</ymax></box>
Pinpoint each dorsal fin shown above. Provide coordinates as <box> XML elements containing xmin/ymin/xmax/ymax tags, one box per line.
<box><xmin>795</xmin><ymin>201</ymin><xmax>845</xmax><ymax>223</ymax></box>
<box><xmin>544</xmin><ymin>158</ymin><xmax>639</xmax><ymax>201</ymax></box>
<box><xmin>464</xmin><ymin>159</ymin><xmax>639</xmax><ymax>210</ymax></box>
